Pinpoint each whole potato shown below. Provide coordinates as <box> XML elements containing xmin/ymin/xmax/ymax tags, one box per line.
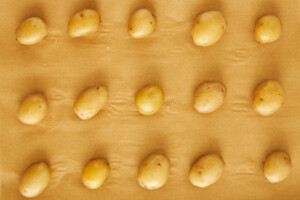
<box><xmin>18</xmin><ymin>94</ymin><xmax>48</xmax><ymax>125</ymax></box>
<box><xmin>129</xmin><ymin>9</ymin><xmax>156</xmax><ymax>39</ymax></box>
<box><xmin>255</xmin><ymin>15</ymin><xmax>282</xmax><ymax>44</ymax></box>
<box><xmin>253</xmin><ymin>80</ymin><xmax>285</xmax><ymax>116</ymax></box>
<box><xmin>194</xmin><ymin>82</ymin><xmax>226</xmax><ymax>113</ymax></box>
<box><xmin>19</xmin><ymin>162</ymin><xmax>51</xmax><ymax>198</ymax></box>
<box><xmin>138</xmin><ymin>153</ymin><xmax>170</xmax><ymax>190</ymax></box>
<box><xmin>135</xmin><ymin>85</ymin><xmax>164</xmax><ymax>115</ymax></box>
<box><xmin>191</xmin><ymin>11</ymin><xmax>227</xmax><ymax>47</ymax></box>
<box><xmin>68</xmin><ymin>9</ymin><xmax>100</xmax><ymax>38</ymax></box>
<box><xmin>16</xmin><ymin>17</ymin><xmax>47</xmax><ymax>45</ymax></box>
<box><xmin>189</xmin><ymin>153</ymin><xmax>225</xmax><ymax>188</ymax></box>
<box><xmin>82</xmin><ymin>159</ymin><xmax>110</xmax><ymax>189</ymax></box>
<box><xmin>264</xmin><ymin>150</ymin><xmax>291</xmax><ymax>183</ymax></box>
<box><xmin>74</xmin><ymin>86</ymin><xmax>108</xmax><ymax>120</ymax></box>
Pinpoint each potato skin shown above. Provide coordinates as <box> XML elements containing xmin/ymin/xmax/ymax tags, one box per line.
<box><xmin>19</xmin><ymin>162</ymin><xmax>51</xmax><ymax>198</ymax></box>
<box><xmin>138</xmin><ymin>153</ymin><xmax>170</xmax><ymax>190</ymax></box>
<box><xmin>264</xmin><ymin>150</ymin><xmax>291</xmax><ymax>183</ymax></box>
<box><xmin>16</xmin><ymin>17</ymin><xmax>47</xmax><ymax>45</ymax></box>
<box><xmin>18</xmin><ymin>94</ymin><xmax>48</xmax><ymax>125</ymax></box>
<box><xmin>135</xmin><ymin>85</ymin><xmax>164</xmax><ymax>115</ymax></box>
<box><xmin>253</xmin><ymin>80</ymin><xmax>285</xmax><ymax>116</ymax></box>
<box><xmin>189</xmin><ymin>153</ymin><xmax>225</xmax><ymax>188</ymax></box>
<box><xmin>191</xmin><ymin>11</ymin><xmax>227</xmax><ymax>47</ymax></box>
<box><xmin>194</xmin><ymin>82</ymin><xmax>226</xmax><ymax>113</ymax></box>
<box><xmin>82</xmin><ymin>159</ymin><xmax>110</xmax><ymax>189</ymax></box>
<box><xmin>68</xmin><ymin>9</ymin><xmax>100</xmax><ymax>38</ymax></box>
<box><xmin>128</xmin><ymin>9</ymin><xmax>156</xmax><ymax>39</ymax></box>
<box><xmin>255</xmin><ymin>15</ymin><xmax>282</xmax><ymax>44</ymax></box>
<box><xmin>74</xmin><ymin>86</ymin><xmax>108</xmax><ymax>120</ymax></box>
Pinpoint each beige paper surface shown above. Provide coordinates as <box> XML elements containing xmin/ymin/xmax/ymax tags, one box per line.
<box><xmin>1</xmin><ymin>0</ymin><xmax>300</xmax><ymax>199</ymax></box>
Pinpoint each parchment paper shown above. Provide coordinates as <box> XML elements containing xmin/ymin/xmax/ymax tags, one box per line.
<box><xmin>1</xmin><ymin>0</ymin><xmax>300</xmax><ymax>199</ymax></box>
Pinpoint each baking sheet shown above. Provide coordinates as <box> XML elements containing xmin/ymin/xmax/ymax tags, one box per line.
<box><xmin>1</xmin><ymin>0</ymin><xmax>300</xmax><ymax>199</ymax></box>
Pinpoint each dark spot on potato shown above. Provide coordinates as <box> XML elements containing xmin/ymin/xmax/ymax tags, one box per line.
<box><xmin>157</xmin><ymin>163</ymin><xmax>161</xmax><ymax>166</ymax></box>
<box><xmin>260</xmin><ymin>98</ymin><xmax>264</xmax><ymax>101</ymax></box>
<box><xmin>80</xmin><ymin>13</ymin><xmax>84</xmax><ymax>18</ymax></box>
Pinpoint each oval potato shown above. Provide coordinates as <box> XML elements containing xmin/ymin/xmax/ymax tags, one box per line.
<box><xmin>18</xmin><ymin>94</ymin><xmax>48</xmax><ymax>125</ymax></box>
<box><xmin>138</xmin><ymin>153</ymin><xmax>170</xmax><ymax>190</ymax></box>
<box><xmin>191</xmin><ymin>11</ymin><xmax>227</xmax><ymax>47</ymax></box>
<box><xmin>19</xmin><ymin>162</ymin><xmax>51</xmax><ymax>198</ymax></box>
<box><xmin>255</xmin><ymin>15</ymin><xmax>282</xmax><ymax>44</ymax></box>
<box><xmin>253</xmin><ymin>80</ymin><xmax>285</xmax><ymax>116</ymax></box>
<box><xmin>82</xmin><ymin>159</ymin><xmax>110</xmax><ymax>189</ymax></box>
<box><xmin>135</xmin><ymin>85</ymin><xmax>164</xmax><ymax>115</ymax></box>
<box><xmin>194</xmin><ymin>82</ymin><xmax>226</xmax><ymax>113</ymax></box>
<box><xmin>264</xmin><ymin>150</ymin><xmax>291</xmax><ymax>183</ymax></box>
<box><xmin>68</xmin><ymin>9</ymin><xmax>100</xmax><ymax>38</ymax></box>
<box><xmin>129</xmin><ymin>9</ymin><xmax>156</xmax><ymax>39</ymax></box>
<box><xmin>74</xmin><ymin>86</ymin><xmax>108</xmax><ymax>120</ymax></box>
<box><xmin>16</xmin><ymin>17</ymin><xmax>47</xmax><ymax>45</ymax></box>
<box><xmin>189</xmin><ymin>153</ymin><xmax>225</xmax><ymax>188</ymax></box>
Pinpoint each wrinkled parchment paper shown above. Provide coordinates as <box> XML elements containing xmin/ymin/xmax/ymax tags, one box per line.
<box><xmin>1</xmin><ymin>0</ymin><xmax>300</xmax><ymax>199</ymax></box>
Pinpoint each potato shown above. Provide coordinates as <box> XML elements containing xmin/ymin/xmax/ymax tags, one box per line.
<box><xmin>135</xmin><ymin>85</ymin><xmax>164</xmax><ymax>115</ymax></box>
<box><xmin>191</xmin><ymin>11</ymin><xmax>227</xmax><ymax>47</ymax></box>
<box><xmin>82</xmin><ymin>159</ymin><xmax>110</xmax><ymax>189</ymax></box>
<box><xmin>138</xmin><ymin>153</ymin><xmax>170</xmax><ymax>190</ymax></box>
<box><xmin>189</xmin><ymin>153</ymin><xmax>225</xmax><ymax>188</ymax></box>
<box><xmin>19</xmin><ymin>162</ymin><xmax>51</xmax><ymax>198</ymax></box>
<box><xmin>253</xmin><ymin>80</ymin><xmax>285</xmax><ymax>116</ymax></box>
<box><xmin>255</xmin><ymin>15</ymin><xmax>282</xmax><ymax>44</ymax></box>
<box><xmin>68</xmin><ymin>9</ymin><xmax>100</xmax><ymax>38</ymax></box>
<box><xmin>74</xmin><ymin>86</ymin><xmax>108</xmax><ymax>120</ymax></box>
<box><xmin>264</xmin><ymin>150</ymin><xmax>291</xmax><ymax>183</ymax></box>
<box><xmin>128</xmin><ymin>9</ymin><xmax>156</xmax><ymax>39</ymax></box>
<box><xmin>16</xmin><ymin>17</ymin><xmax>47</xmax><ymax>45</ymax></box>
<box><xmin>18</xmin><ymin>94</ymin><xmax>48</xmax><ymax>125</ymax></box>
<box><xmin>194</xmin><ymin>82</ymin><xmax>226</xmax><ymax>113</ymax></box>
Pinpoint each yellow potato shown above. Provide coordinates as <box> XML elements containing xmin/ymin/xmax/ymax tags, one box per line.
<box><xmin>135</xmin><ymin>85</ymin><xmax>164</xmax><ymax>115</ymax></box>
<box><xmin>191</xmin><ymin>11</ymin><xmax>227</xmax><ymax>47</ymax></box>
<box><xmin>16</xmin><ymin>17</ymin><xmax>47</xmax><ymax>45</ymax></box>
<box><xmin>128</xmin><ymin>9</ymin><xmax>156</xmax><ymax>39</ymax></box>
<box><xmin>19</xmin><ymin>162</ymin><xmax>51</xmax><ymax>198</ymax></box>
<box><xmin>264</xmin><ymin>150</ymin><xmax>291</xmax><ymax>183</ymax></box>
<box><xmin>82</xmin><ymin>159</ymin><xmax>110</xmax><ymax>189</ymax></box>
<box><xmin>138</xmin><ymin>153</ymin><xmax>170</xmax><ymax>190</ymax></box>
<box><xmin>68</xmin><ymin>9</ymin><xmax>100</xmax><ymax>38</ymax></box>
<box><xmin>74</xmin><ymin>86</ymin><xmax>108</xmax><ymax>120</ymax></box>
<box><xmin>18</xmin><ymin>94</ymin><xmax>48</xmax><ymax>125</ymax></box>
<box><xmin>253</xmin><ymin>80</ymin><xmax>285</xmax><ymax>116</ymax></box>
<box><xmin>189</xmin><ymin>153</ymin><xmax>225</xmax><ymax>188</ymax></box>
<box><xmin>255</xmin><ymin>15</ymin><xmax>282</xmax><ymax>44</ymax></box>
<box><xmin>194</xmin><ymin>82</ymin><xmax>226</xmax><ymax>113</ymax></box>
